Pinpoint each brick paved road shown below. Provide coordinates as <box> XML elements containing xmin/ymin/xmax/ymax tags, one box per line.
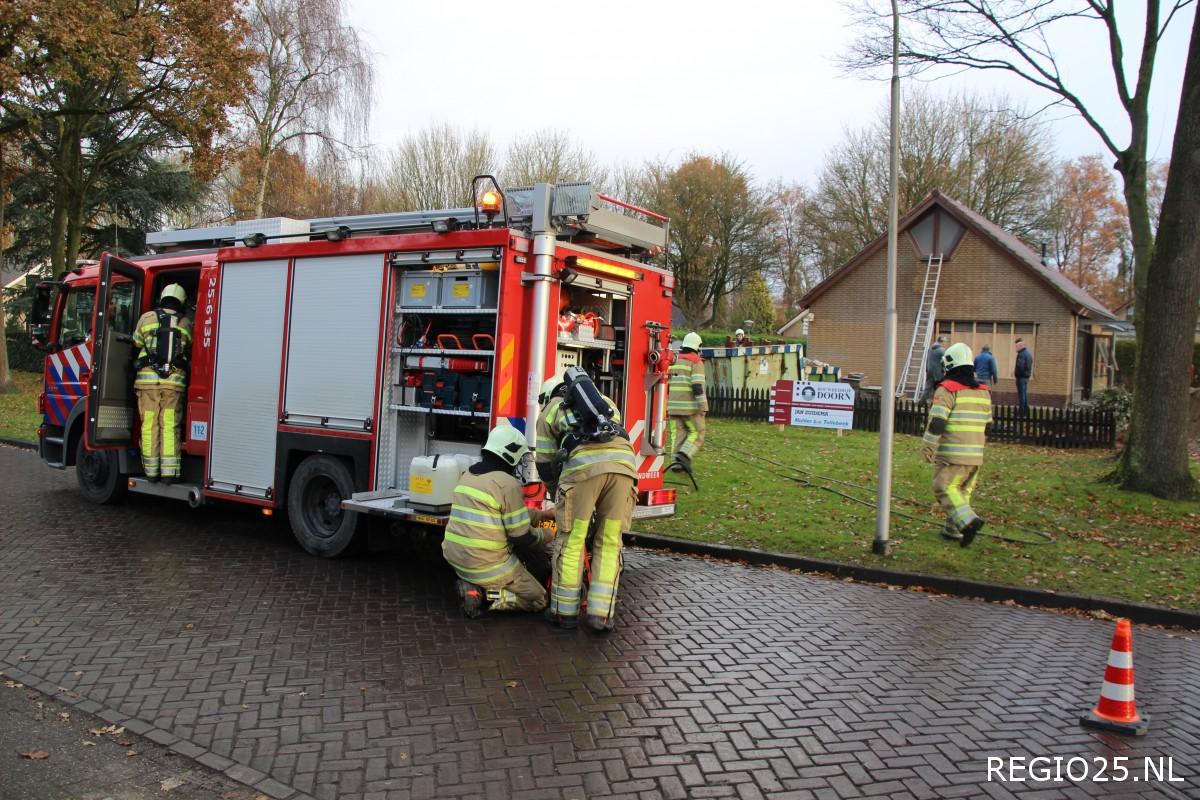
<box><xmin>1</xmin><ymin>445</ymin><xmax>1198</xmax><ymax>800</ymax></box>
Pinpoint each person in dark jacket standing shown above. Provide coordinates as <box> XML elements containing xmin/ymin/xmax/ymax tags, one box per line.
<box><xmin>973</xmin><ymin>344</ymin><xmax>999</xmax><ymax>386</ymax></box>
<box><xmin>922</xmin><ymin>335</ymin><xmax>947</xmax><ymax>403</ymax></box>
<box><xmin>1014</xmin><ymin>338</ymin><xmax>1033</xmax><ymax>413</ymax></box>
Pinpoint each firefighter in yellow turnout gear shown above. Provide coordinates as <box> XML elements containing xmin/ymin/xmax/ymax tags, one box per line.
<box><xmin>131</xmin><ymin>284</ymin><xmax>192</xmax><ymax>482</ymax></box>
<box><xmin>441</xmin><ymin>424</ymin><xmax>556</xmax><ymax>618</ymax></box>
<box><xmin>921</xmin><ymin>342</ymin><xmax>992</xmax><ymax>548</ymax></box>
<box><xmin>668</xmin><ymin>331</ymin><xmax>708</xmax><ymax>472</ymax></box>
<box><xmin>535</xmin><ymin>373</ymin><xmax>637</xmax><ymax>633</ymax></box>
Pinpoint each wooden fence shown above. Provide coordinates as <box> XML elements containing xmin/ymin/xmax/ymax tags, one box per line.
<box><xmin>706</xmin><ymin>387</ymin><xmax>1116</xmax><ymax>449</ymax></box>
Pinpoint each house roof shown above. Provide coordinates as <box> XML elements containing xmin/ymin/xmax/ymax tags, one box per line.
<box><xmin>776</xmin><ymin>308</ymin><xmax>813</xmax><ymax>336</ymax></box>
<box><xmin>797</xmin><ymin>190</ymin><xmax>1117</xmax><ymax>321</ymax></box>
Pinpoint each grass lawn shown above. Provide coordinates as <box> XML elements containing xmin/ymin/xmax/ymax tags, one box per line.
<box><xmin>0</xmin><ymin>370</ymin><xmax>41</xmax><ymax>442</ymax></box>
<box><xmin>639</xmin><ymin>420</ymin><xmax>1200</xmax><ymax>611</ymax></box>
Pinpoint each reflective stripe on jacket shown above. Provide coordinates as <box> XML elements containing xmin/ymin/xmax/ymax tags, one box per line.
<box><xmin>131</xmin><ymin>310</ymin><xmax>192</xmax><ymax>388</ymax></box>
<box><xmin>535</xmin><ymin>396</ymin><xmax>636</xmax><ymax>486</ymax></box>
<box><xmin>667</xmin><ymin>352</ymin><xmax>707</xmax><ymax>415</ymax></box>
<box><xmin>441</xmin><ymin>469</ymin><xmax>548</xmax><ymax>580</ymax></box>
<box><xmin>922</xmin><ymin>381</ymin><xmax>992</xmax><ymax>466</ymax></box>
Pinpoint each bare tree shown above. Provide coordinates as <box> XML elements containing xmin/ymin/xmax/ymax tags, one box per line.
<box><xmin>501</xmin><ymin>129</ymin><xmax>608</xmax><ymax>188</ymax></box>
<box><xmin>809</xmin><ymin>88</ymin><xmax>1053</xmax><ymax>271</ymax></box>
<box><xmin>238</xmin><ymin>0</ymin><xmax>374</xmax><ymax>219</ymax></box>
<box><xmin>762</xmin><ymin>181</ymin><xmax>823</xmax><ymax>310</ymax></box>
<box><xmin>845</xmin><ymin>0</ymin><xmax>1196</xmax><ymax>497</ymax></box>
<box><xmin>372</xmin><ymin>123</ymin><xmax>496</xmax><ymax>211</ymax></box>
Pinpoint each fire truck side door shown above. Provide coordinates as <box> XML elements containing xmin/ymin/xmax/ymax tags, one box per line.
<box><xmin>86</xmin><ymin>254</ymin><xmax>143</xmax><ymax>447</ymax></box>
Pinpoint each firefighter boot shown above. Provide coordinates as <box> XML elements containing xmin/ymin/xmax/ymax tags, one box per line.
<box><xmin>587</xmin><ymin>614</ymin><xmax>615</xmax><ymax>633</ymax></box>
<box><xmin>542</xmin><ymin>608</ymin><xmax>578</xmax><ymax>630</ymax></box>
<box><xmin>960</xmin><ymin>517</ymin><xmax>985</xmax><ymax>548</ymax></box>
<box><xmin>457</xmin><ymin>580</ymin><xmax>485</xmax><ymax>619</ymax></box>
<box><xmin>939</xmin><ymin>520</ymin><xmax>962</xmax><ymax>542</ymax></box>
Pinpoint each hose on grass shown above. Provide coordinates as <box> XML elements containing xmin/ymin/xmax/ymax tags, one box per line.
<box><xmin>704</xmin><ymin>442</ymin><xmax>1055</xmax><ymax>546</ymax></box>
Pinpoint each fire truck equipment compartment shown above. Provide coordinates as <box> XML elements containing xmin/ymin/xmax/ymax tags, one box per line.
<box><xmin>208</xmin><ymin>259</ymin><xmax>289</xmax><ymax>498</ymax></box>
<box><xmin>283</xmin><ymin>254</ymin><xmax>385</xmax><ymax>429</ymax></box>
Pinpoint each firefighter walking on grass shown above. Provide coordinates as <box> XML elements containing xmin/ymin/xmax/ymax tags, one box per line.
<box><xmin>132</xmin><ymin>284</ymin><xmax>192</xmax><ymax>483</ymax></box>
<box><xmin>536</xmin><ymin>370</ymin><xmax>637</xmax><ymax>633</ymax></box>
<box><xmin>668</xmin><ymin>331</ymin><xmax>708</xmax><ymax>472</ymax></box>
<box><xmin>921</xmin><ymin>342</ymin><xmax>992</xmax><ymax>548</ymax></box>
<box><xmin>442</xmin><ymin>424</ymin><xmax>556</xmax><ymax>618</ymax></box>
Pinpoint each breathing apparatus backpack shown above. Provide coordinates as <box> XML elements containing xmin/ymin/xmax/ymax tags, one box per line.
<box><xmin>558</xmin><ymin>366</ymin><xmax>629</xmax><ymax>453</ymax></box>
<box><xmin>136</xmin><ymin>310</ymin><xmax>189</xmax><ymax>377</ymax></box>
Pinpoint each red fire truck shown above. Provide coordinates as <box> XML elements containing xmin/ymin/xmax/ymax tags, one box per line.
<box><xmin>28</xmin><ymin>180</ymin><xmax>677</xmax><ymax>556</ymax></box>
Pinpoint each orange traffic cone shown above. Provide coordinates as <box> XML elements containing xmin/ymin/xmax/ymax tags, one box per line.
<box><xmin>1080</xmin><ymin>618</ymin><xmax>1150</xmax><ymax>735</ymax></box>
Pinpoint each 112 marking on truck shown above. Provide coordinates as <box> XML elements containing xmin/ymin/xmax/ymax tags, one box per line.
<box><xmin>28</xmin><ymin>180</ymin><xmax>678</xmax><ymax>555</ymax></box>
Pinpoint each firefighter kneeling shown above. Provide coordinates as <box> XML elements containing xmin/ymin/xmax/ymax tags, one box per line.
<box><xmin>922</xmin><ymin>342</ymin><xmax>993</xmax><ymax>548</ymax></box>
<box><xmin>442</xmin><ymin>424</ymin><xmax>556</xmax><ymax>618</ymax></box>
<box><xmin>132</xmin><ymin>284</ymin><xmax>192</xmax><ymax>483</ymax></box>
<box><xmin>537</xmin><ymin>368</ymin><xmax>636</xmax><ymax>633</ymax></box>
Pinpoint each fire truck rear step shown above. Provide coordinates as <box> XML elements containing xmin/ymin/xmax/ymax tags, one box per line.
<box><xmin>128</xmin><ymin>478</ymin><xmax>203</xmax><ymax>508</ymax></box>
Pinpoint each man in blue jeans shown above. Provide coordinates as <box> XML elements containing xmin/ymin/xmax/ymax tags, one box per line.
<box><xmin>1014</xmin><ymin>338</ymin><xmax>1033</xmax><ymax>413</ymax></box>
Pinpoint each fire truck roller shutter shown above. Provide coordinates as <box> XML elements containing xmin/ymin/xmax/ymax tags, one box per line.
<box><xmin>283</xmin><ymin>254</ymin><xmax>386</xmax><ymax>429</ymax></box>
<box><xmin>208</xmin><ymin>259</ymin><xmax>289</xmax><ymax>498</ymax></box>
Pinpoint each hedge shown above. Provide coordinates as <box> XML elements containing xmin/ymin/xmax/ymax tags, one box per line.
<box><xmin>5</xmin><ymin>336</ymin><xmax>43</xmax><ymax>373</ymax></box>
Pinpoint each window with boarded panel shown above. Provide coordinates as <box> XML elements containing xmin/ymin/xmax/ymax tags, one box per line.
<box><xmin>936</xmin><ymin>320</ymin><xmax>1037</xmax><ymax>377</ymax></box>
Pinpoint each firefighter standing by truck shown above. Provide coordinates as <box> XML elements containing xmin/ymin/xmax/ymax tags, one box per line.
<box><xmin>921</xmin><ymin>342</ymin><xmax>992</xmax><ymax>548</ymax></box>
<box><xmin>131</xmin><ymin>284</ymin><xmax>192</xmax><ymax>483</ymax></box>
<box><xmin>442</xmin><ymin>424</ymin><xmax>556</xmax><ymax>617</ymax></box>
<box><xmin>536</xmin><ymin>369</ymin><xmax>637</xmax><ymax>633</ymax></box>
<box><xmin>668</xmin><ymin>331</ymin><xmax>708</xmax><ymax>472</ymax></box>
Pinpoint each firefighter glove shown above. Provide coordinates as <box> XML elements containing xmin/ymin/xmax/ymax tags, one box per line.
<box><xmin>921</xmin><ymin>444</ymin><xmax>936</xmax><ymax>463</ymax></box>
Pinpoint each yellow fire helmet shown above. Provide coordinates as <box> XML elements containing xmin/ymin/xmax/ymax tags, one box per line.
<box><xmin>160</xmin><ymin>283</ymin><xmax>186</xmax><ymax>306</ymax></box>
<box><xmin>942</xmin><ymin>342</ymin><xmax>974</xmax><ymax>371</ymax></box>
<box><xmin>483</xmin><ymin>423</ymin><xmax>529</xmax><ymax>467</ymax></box>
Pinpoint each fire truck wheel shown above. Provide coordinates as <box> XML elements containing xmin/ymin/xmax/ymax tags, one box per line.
<box><xmin>75</xmin><ymin>436</ymin><xmax>127</xmax><ymax>505</ymax></box>
<box><xmin>287</xmin><ymin>455</ymin><xmax>361</xmax><ymax>558</ymax></box>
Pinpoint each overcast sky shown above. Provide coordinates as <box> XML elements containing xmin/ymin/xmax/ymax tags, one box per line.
<box><xmin>344</xmin><ymin>0</ymin><xmax>1194</xmax><ymax>189</ymax></box>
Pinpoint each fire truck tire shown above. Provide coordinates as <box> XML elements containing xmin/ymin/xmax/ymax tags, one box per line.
<box><xmin>287</xmin><ymin>455</ymin><xmax>361</xmax><ymax>558</ymax></box>
<box><xmin>74</xmin><ymin>436</ymin><xmax>127</xmax><ymax>505</ymax></box>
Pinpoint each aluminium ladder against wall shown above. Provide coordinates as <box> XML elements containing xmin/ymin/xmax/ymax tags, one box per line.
<box><xmin>896</xmin><ymin>254</ymin><xmax>944</xmax><ymax>400</ymax></box>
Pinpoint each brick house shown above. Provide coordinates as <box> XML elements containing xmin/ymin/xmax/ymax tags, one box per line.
<box><xmin>778</xmin><ymin>190</ymin><xmax>1117</xmax><ymax>406</ymax></box>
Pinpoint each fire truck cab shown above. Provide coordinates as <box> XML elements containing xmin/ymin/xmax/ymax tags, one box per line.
<box><xmin>29</xmin><ymin>181</ymin><xmax>677</xmax><ymax>556</ymax></box>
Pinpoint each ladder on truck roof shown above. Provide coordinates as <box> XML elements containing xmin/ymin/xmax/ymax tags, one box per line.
<box><xmin>896</xmin><ymin>253</ymin><xmax>944</xmax><ymax>401</ymax></box>
<box><xmin>145</xmin><ymin>182</ymin><xmax>669</xmax><ymax>256</ymax></box>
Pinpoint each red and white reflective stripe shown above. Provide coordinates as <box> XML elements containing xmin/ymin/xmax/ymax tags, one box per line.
<box><xmin>638</xmin><ymin>455</ymin><xmax>664</xmax><ymax>475</ymax></box>
<box><xmin>1107</xmin><ymin>650</ymin><xmax>1133</xmax><ymax>669</ymax></box>
<box><xmin>627</xmin><ymin>419</ymin><xmax>645</xmax><ymax>447</ymax></box>
<box><xmin>1100</xmin><ymin>681</ymin><xmax>1136</xmax><ymax>703</ymax></box>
